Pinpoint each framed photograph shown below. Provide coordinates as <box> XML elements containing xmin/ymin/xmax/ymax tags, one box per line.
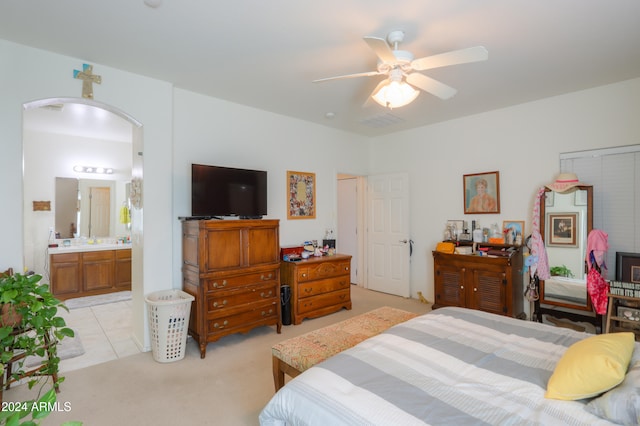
<box><xmin>574</xmin><ymin>189</ymin><xmax>588</xmax><ymax>206</ymax></box>
<box><xmin>446</xmin><ymin>220</ymin><xmax>464</xmax><ymax>234</ymax></box>
<box><xmin>502</xmin><ymin>220</ymin><xmax>525</xmax><ymax>245</ymax></box>
<box><xmin>287</xmin><ymin>171</ymin><xmax>316</xmax><ymax>219</ymax></box>
<box><xmin>616</xmin><ymin>252</ymin><xmax>640</xmax><ymax>283</ymax></box>
<box><xmin>547</xmin><ymin>212</ymin><xmax>578</xmax><ymax>247</ymax></box>
<box><xmin>544</xmin><ymin>191</ymin><xmax>554</xmax><ymax>207</ymax></box>
<box><xmin>463</xmin><ymin>171</ymin><xmax>500</xmax><ymax>214</ymax></box>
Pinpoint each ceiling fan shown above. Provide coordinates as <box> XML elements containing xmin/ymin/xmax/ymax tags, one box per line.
<box><xmin>313</xmin><ymin>30</ymin><xmax>488</xmax><ymax>109</ymax></box>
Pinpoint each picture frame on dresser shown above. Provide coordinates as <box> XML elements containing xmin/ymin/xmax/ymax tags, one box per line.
<box><xmin>287</xmin><ymin>171</ymin><xmax>316</xmax><ymax>219</ymax></box>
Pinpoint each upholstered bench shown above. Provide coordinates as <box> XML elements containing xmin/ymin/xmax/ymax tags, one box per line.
<box><xmin>271</xmin><ymin>306</ymin><xmax>419</xmax><ymax>391</ymax></box>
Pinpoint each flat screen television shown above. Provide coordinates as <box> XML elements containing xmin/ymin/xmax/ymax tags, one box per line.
<box><xmin>191</xmin><ymin>164</ymin><xmax>267</xmax><ymax>218</ymax></box>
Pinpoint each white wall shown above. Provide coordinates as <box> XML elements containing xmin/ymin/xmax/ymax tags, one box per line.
<box><xmin>171</xmin><ymin>89</ymin><xmax>370</xmax><ymax>286</ymax></box>
<box><xmin>22</xmin><ymin>130</ymin><xmax>131</xmax><ymax>277</ymax></box>
<box><xmin>0</xmin><ymin>39</ymin><xmax>173</xmax><ymax>349</ymax></box>
<box><xmin>368</xmin><ymin>77</ymin><xmax>640</xmax><ymax>312</ymax></box>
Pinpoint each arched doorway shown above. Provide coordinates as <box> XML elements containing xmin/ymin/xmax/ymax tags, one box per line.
<box><xmin>22</xmin><ymin>97</ymin><xmax>145</xmax><ymax>366</ymax></box>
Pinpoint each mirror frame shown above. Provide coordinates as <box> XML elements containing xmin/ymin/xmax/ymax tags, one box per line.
<box><xmin>539</xmin><ymin>185</ymin><xmax>594</xmax><ymax>311</ymax></box>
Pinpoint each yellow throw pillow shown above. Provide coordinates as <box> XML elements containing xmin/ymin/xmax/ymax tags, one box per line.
<box><xmin>545</xmin><ymin>332</ymin><xmax>635</xmax><ymax>401</ymax></box>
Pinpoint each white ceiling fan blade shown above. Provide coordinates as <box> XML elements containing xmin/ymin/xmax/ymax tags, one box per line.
<box><xmin>412</xmin><ymin>46</ymin><xmax>488</xmax><ymax>71</ymax></box>
<box><xmin>363</xmin><ymin>36</ymin><xmax>397</xmax><ymax>63</ymax></box>
<box><xmin>362</xmin><ymin>79</ymin><xmax>390</xmax><ymax>107</ymax></box>
<box><xmin>406</xmin><ymin>73</ymin><xmax>457</xmax><ymax>100</ymax></box>
<box><xmin>313</xmin><ymin>71</ymin><xmax>382</xmax><ymax>83</ymax></box>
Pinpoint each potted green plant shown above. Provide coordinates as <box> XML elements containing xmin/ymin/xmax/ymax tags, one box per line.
<box><xmin>549</xmin><ymin>265</ymin><xmax>574</xmax><ymax>278</ymax></box>
<box><xmin>0</xmin><ymin>271</ymin><xmax>78</xmax><ymax>425</ymax></box>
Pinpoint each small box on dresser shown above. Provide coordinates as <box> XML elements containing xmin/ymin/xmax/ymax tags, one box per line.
<box><xmin>181</xmin><ymin>219</ymin><xmax>282</xmax><ymax>358</ymax></box>
<box><xmin>280</xmin><ymin>254</ymin><xmax>352</xmax><ymax>325</ymax></box>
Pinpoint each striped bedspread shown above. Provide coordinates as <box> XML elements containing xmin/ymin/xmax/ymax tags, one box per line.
<box><xmin>260</xmin><ymin>307</ymin><xmax>638</xmax><ymax>425</ymax></box>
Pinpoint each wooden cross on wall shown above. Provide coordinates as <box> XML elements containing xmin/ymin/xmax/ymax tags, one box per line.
<box><xmin>73</xmin><ymin>64</ymin><xmax>102</xmax><ymax>99</ymax></box>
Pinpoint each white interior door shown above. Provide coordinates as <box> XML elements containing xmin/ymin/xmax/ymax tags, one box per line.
<box><xmin>367</xmin><ymin>173</ymin><xmax>410</xmax><ymax>297</ymax></box>
<box><xmin>89</xmin><ymin>186</ymin><xmax>110</xmax><ymax>237</ymax></box>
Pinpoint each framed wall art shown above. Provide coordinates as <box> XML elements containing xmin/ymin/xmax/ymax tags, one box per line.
<box><xmin>616</xmin><ymin>252</ymin><xmax>640</xmax><ymax>283</ymax></box>
<box><xmin>463</xmin><ymin>171</ymin><xmax>500</xmax><ymax>214</ymax></box>
<box><xmin>547</xmin><ymin>212</ymin><xmax>578</xmax><ymax>247</ymax></box>
<box><xmin>287</xmin><ymin>171</ymin><xmax>316</xmax><ymax>219</ymax></box>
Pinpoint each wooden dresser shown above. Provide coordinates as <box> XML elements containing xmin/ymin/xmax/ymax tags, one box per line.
<box><xmin>181</xmin><ymin>219</ymin><xmax>281</xmax><ymax>358</ymax></box>
<box><xmin>280</xmin><ymin>254</ymin><xmax>352</xmax><ymax>325</ymax></box>
<box><xmin>432</xmin><ymin>244</ymin><xmax>524</xmax><ymax>318</ymax></box>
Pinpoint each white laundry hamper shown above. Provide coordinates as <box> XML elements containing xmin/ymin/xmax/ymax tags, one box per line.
<box><xmin>145</xmin><ymin>289</ymin><xmax>195</xmax><ymax>362</ymax></box>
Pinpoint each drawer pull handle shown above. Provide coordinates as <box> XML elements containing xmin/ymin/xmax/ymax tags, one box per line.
<box><xmin>213</xmin><ymin>280</ymin><xmax>227</xmax><ymax>288</ymax></box>
<box><xmin>261</xmin><ymin>273</ymin><xmax>273</xmax><ymax>281</ymax></box>
<box><xmin>260</xmin><ymin>290</ymin><xmax>273</xmax><ymax>298</ymax></box>
<box><xmin>304</xmin><ymin>288</ymin><xmax>313</xmax><ymax>293</ymax></box>
<box><xmin>474</xmin><ymin>287</ymin><xmax>478</xmax><ymax>292</ymax></box>
<box><xmin>213</xmin><ymin>320</ymin><xmax>228</xmax><ymax>329</ymax></box>
<box><xmin>261</xmin><ymin>309</ymin><xmax>273</xmax><ymax>316</ymax></box>
<box><xmin>345</xmin><ymin>267</ymin><xmax>349</xmax><ymax>271</ymax></box>
<box><xmin>301</xmin><ymin>273</ymin><xmax>307</xmax><ymax>278</ymax></box>
<box><xmin>213</xmin><ymin>300</ymin><xmax>227</xmax><ymax>308</ymax></box>
<box><xmin>460</xmin><ymin>286</ymin><xmax>464</xmax><ymax>290</ymax></box>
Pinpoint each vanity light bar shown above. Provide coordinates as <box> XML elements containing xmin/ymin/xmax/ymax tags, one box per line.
<box><xmin>73</xmin><ymin>165</ymin><xmax>114</xmax><ymax>174</ymax></box>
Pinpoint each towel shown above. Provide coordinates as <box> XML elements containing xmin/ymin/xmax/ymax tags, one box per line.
<box><xmin>530</xmin><ymin>187</ymin><xmax>550</xmax><ymax>280</ymax></box>
<box><xmin>586</xmin><ymin>229</ymin><xmax>609</xmax><ymax>278</ymax></box>
<box><xmin>119</xmin><ymin>205</ymin><xmax>131</xmax><ymax>224</ymax></box>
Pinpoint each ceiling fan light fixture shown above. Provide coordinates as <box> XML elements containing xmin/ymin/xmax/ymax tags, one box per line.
<box><xmin>372</xmin><ymin>80</ymin><xmax>419</xmax><ymax>109</ymax></box>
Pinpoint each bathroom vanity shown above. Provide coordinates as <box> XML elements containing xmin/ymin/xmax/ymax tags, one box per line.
<box><xmin>48</xmin><ymin>244</ymin><xmax>131</xmax><ymax>300</ymax></box>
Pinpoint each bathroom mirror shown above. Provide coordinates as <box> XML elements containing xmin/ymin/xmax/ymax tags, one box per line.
<box><xmin>55</xmin><ymin>177</ymin><xmax>129</xmax><ymax>239</ymax></box>
<box><xmin>539</xmin><ymin>185</ymin><xmax>593</xmax><ymax>311</ymax></box>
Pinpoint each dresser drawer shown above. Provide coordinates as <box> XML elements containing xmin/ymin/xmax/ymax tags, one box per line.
<box><xmin>297</xmin><ymin>289</ymin><xmax>350</xmax><ymax>315</ymax></box>
<box><xmin>206</xmin><ymin>282</ymin><xmax>278</xmax><ymax>315</ymax></box>
<box><xmin>298</xmin><ymin>275</ymin><xmax>350</xmax><ymax>298</ymax></box>
<box><xmin>205</xmin><ymin>269</ymin><xmax>278</xmax><ymax>292</ymax></box>
<box><xmin>206</xmin><ymin>300</ymin><xmax>278</xmax><ymax>334</ymax></box>
<box><xmin>297</xmin><ymin>260</ymin><xmax>351</xmax><ymax>282</ymax></box>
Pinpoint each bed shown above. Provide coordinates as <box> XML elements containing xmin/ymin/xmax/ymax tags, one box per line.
<box><xmin>260</xmin><ymin>307</ymin><xmax>640</xmax><ymax>425</ymax></box>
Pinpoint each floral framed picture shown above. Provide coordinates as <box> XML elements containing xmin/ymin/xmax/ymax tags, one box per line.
<box><xmin>287</xmin><ymin>171</ymin><xmax>316</xmax><ymax>219</ymax></box>
<box><xmin>463</xmin><ymin>171</ymin><xmax>500</xmax><ymax>214</ymax></box>
<box><xmin>547</xmin><ymin>212</ymin><xmax>578</xmax><ymax>247</ymax></box>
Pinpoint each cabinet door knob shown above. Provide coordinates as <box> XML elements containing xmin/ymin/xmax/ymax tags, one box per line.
<box><xmin>301</xmin><ymin>273</ymin><xmax>307</xmax><ymax>278</ymax></box>
<box><xmin>460</xmin><ymin>286</ymin><xmax>464</xmax><ymax>290</ymax></box>
<box><xmin>474</xmin><ymin>287</ymin><xmax>478</xmax><ymax>292</ymax></box>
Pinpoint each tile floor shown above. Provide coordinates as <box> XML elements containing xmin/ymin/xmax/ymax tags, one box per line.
<box><xmin>57</xmin><ymin>300</ymin><xmax>140</xmax><ymax>373</ymax></box>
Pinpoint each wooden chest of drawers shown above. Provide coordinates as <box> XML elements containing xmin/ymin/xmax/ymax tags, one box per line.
<box><xmin>280</xmin><ymin>254</ymin><xmax>352</xmax><ymax>325</ymax></box>
<box><xmin>181</xmin><ymin>219</ymin><xmax>281</xmax><ymax>358</ymax></box>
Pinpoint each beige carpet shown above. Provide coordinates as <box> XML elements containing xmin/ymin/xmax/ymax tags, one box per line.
<box><xmin>4</xmin><ymin>286</ymin><xmax>431</xmax><ymax>426</ymax></box>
